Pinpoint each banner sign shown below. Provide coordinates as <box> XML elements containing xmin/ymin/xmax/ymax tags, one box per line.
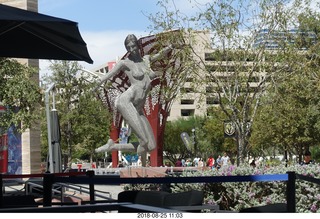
<box><xmin>224</xmin><ymin>121</ymin><xmax>236</xmax><ymax>138</ymax></box>
<box><xmin>180</xmin><ymin>132</ymin><xmax>193</xmax><ymax>151</ymax></box>
<box><xmin>0</xmin><ymin>106</ymin><xmax>22</xmax><ymax>174</ymax></box>
<box><xmin>0</xmin><ymin>134</ymin><xmax>8</xmax><ymax>173</ymax></box>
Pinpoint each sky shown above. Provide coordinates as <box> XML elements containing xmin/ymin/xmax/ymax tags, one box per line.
<box><xmin>37</xmin><ymin>0</ymin><xmax>214</xmax><ymax>77</ymax></box>
<box><xmin>24</xmin><ymin>0</ymin><xmax>320</xmax><ymax>77</ymax></box>
<box><xmin>38</xmin><ymin>0</ymin><xmax>162</xmax><ymax>76</ymax></box>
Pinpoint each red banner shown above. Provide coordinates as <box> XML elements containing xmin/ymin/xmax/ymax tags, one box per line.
<box><xmin>0</xmin><ymin>134</ymin><xmax>8</xmax><ymax>173</ymax></box>
<box><xmin>0</xmin><ymin>105</ymin><xmax>5</xmax><ymax>113</ymax></box>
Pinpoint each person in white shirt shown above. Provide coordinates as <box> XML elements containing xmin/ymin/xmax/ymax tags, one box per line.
<box><xmin>137</xmin><ymin>156</ymin><xmax>142</xmax><ymax>166</ymax></box>
<box><xmin>198</xmin><ymin>158</ymin><xmax>204</xmax><ymax>167</ymax></box>
<box><xmin>221</xmin><ymin>152</ymin><xmax>230</xmax><ymax>167</ymax></box>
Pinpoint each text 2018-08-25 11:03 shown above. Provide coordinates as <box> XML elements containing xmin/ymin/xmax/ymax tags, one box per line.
<box><xmin>136</xmin><ymin>213</ymin><xmax>183</xmax><ymax>218</ymax></box>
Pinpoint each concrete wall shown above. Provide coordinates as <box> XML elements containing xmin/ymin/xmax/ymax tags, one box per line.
<box><xmin>0</xmin><ymin>0</ymin><xmax>41</xmax><ymax>174</ymax></box>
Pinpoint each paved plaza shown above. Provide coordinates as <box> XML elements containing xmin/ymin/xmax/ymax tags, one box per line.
<box><xmin>89</xmin><ymin>184</ymin><xmax>125</xmax><ymax>200</ymax></box>
<box><xmin>3</xmin><ymin>181</ymin><xmax>124</xmax><ymax>202</ymax></box>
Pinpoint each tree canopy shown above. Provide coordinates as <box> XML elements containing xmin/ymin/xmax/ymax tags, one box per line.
<box><xmin>41</xmin><ymin>61</ymin><xmax>111</xmax><ymax>166</ymax></box>
<box><xmin>147</xmin><ymin>0</ymin><xmax>320</xmax><ymax>164</ymax></box>
<box><xmin>0</xmin><ymin>58</ymin><xmax>41</xmax><ymax>134</ymax></box>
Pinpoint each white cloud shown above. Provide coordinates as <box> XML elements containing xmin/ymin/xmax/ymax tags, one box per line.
<box><xmin>38</xmin><ymin>0</ymin><xmax>213</xmax><ymax>77</ymax></box>
<box><xmin>39</xmin><ymin>30</ymin><xmax>148</xmax><ymax>77</ymax></box>
<box><xmin>82</xmin><ymin>30</ymin><xmax>147</xmax><ymax>68</ymax></box>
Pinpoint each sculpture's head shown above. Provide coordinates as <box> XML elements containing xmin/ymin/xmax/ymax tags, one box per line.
<box><xmin>124</xmin><ymin>34</ymin><xmax>140</xmax><ymax>56</ymax></box>
<box><xmin>124</xmin><ymin>34</ymin><xmax>138</xmax><ymax>46</ymax></box>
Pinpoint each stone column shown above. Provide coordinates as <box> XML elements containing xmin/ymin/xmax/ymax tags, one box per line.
<box><xmin>0</xmin><ymin>0</ymin><xmax>41</xmax><ymax>174</ymax></box>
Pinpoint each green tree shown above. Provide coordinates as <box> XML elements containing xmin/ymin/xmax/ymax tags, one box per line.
<box><xmin>164</xmin><ymin>116</ymin><xmax>208</xmax><ymax>163</ymax></box>
<box><xmin>72</xmin><ymin>91</ymin><xmax>111</xmax><ymax>163</ymax></box>
<box><xmin>250</xmin><ymin>1</ymin><xmax>320</xmax><ymax>163</ymax></box>
<box><xmin>149</xmin><ymin>0</ymin><xmax>317</xmax><ymax>165</ymax></box>
<box><xmin>163</xmin><ymin>118</ymin><xmax>190</xmax><ymax>163</ymax></box>
<box><xmin>0</xmin><ymin>58</ymin><xmax>41</xmax><ymax>134</ymax></box>
<box><xmin>205</xmin><ymin>107</ymin><xmax>237</xmax><ymax>158</ymax></box>
<box><xmin>41</xmin><ymin>61</ymin><xmax>111</xmax><ymax>167</ymax></box>
<box><xmin>251</xmin><ymin>69</ymin><xmax>320</xmax><ymax>163</ymax></box>
<box><xmin>163</xmin><ymin>114</ymin><xmax>235</xmax><ymax>163</ymax></box>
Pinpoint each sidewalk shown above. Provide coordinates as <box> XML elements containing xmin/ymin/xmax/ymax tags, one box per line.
<box><xmin>2</xmin><ymin>182</ymin><xmax>125</xmax><ymax>201</ymax></box>
<box><xmin>90</xmin><ymin>184</ymin><xmax>125</xmax><ymax>200</ymax></box>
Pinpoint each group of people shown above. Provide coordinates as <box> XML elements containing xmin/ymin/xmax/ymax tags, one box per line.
<box><xmin>175</xmin><ymin>158</ymin><xmax>202</xmax><ymax>167</ymax></box>
<box><xmin>174</xmin><ymin>152</ymin><xmax>231</xmax><ymax>170</ymax></box>
<box><xmin>206</xmin><ymin>152</ymin><xmax>230</xmax><ymax>170</ymax></box>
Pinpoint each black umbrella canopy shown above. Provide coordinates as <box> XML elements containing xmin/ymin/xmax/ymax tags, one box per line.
<box><xmin>0</xmin><ymin>4</ymin><xmax>93</xmax><ymax>64</ymax></box>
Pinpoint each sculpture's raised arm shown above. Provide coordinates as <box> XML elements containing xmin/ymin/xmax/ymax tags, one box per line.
<box><xmin>150</xmin><ymin>42</ymin><xmax>186</xmax><ymax>63</ymax></box>
<box><xmin>149</xmin><ymin>44</ymin><xmax>174</xmax><ymax>63</ymax></box>
<box><xmin>148</xmin><ymin>44</ymin><xmax>185</xmax><ymax>79</ymax></box>
<box><xmin>93</xmin><ymin>60</ymin><xmax>124</xmax><ymax>92</ymax></box>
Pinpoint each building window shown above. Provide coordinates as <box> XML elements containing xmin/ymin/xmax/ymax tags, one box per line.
<box><xmin>181</xmin><ymin>99</ymin><xmax>195</xmax><ymax>105</ymax></box>
<box><xmin>180</xmin><ymin>87</ymin><xmax>194</xmax><ymax>93</ymax></box>
<box><xmin>206</xmin><ymin>86</ymin><xmax>214</xmax><ymax>93</ymax></box>
<box><xmin>206</xmin><ymin>97</ymin><xmax>219</xmax><ymax>105</ymax></box>
<box><xmin>181</xmin><ymin>109</ymin><xmax>195</xmax><ymax>117</ymax></box>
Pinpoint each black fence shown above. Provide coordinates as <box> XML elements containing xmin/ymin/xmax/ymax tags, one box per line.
<box><xmin>1</xmin><ymin>170</ymin><xmax>320</xmax><ymax>213</ymax></box>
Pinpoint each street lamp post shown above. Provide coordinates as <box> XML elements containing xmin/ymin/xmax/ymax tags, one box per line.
<box><xmin>192</xmin><ymin>128</ymin><xmax>197</xmax><ymax>156</ymax></box>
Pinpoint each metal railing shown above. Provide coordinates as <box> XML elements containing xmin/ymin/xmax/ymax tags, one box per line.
<box><xmin>1</xmin><ymin>170</ymin><xmax>319</xmax><ymax>212</ymax></box>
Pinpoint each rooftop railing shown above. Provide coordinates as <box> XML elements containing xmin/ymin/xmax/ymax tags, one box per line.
<box><xmin>1</xmin><ymin>170</ymin><xmax>319</xmax><ymax>213</ymax></box>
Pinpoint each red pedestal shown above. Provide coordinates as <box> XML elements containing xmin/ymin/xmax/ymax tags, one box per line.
<box><xmin>147</xmin><ymin>104</ymin><xmax>164</xmax><ymax>167</ymax></box>
<box><xmin>110</xmin><ymin>124</ymin><xmax>120</xmax><ymax>168</ymax></box>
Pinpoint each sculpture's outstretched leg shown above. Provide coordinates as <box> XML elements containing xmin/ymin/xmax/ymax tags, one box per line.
<box><xmin>95</xmin><ymin>139</ymin><xmax>137</xmax><ymax>153</ymax></box>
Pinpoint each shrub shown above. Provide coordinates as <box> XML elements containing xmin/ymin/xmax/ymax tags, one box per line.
<box><xmin>171</xmin><ymin>164</ymin><xmax>320</xmax><ymax>213</ymax></box>
<box><xmin>124</xmin><ymin>164</ymin><xmax>320</xmax><ymax>212</ymax></box>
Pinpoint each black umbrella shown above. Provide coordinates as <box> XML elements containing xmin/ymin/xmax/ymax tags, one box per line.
<box><xmin>45</xmin><ymin>85</ymin><xmax>63</xmax><ymax>173</ymax></box>
<box><xmin>0</xmin><ymin>4</ymin><xmax>93</xmax><ymax>63</ymax></box>
<box><xmin>49</xmin><ymin>109</ymin><xmax>62</xmax><ymax>173</ymax></box>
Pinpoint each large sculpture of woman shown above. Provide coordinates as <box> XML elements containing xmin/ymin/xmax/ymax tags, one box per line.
<box><xmin>94</xmin><ymin>34</ymin><xmax>175</xmax><ymax>161</ymax></box>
